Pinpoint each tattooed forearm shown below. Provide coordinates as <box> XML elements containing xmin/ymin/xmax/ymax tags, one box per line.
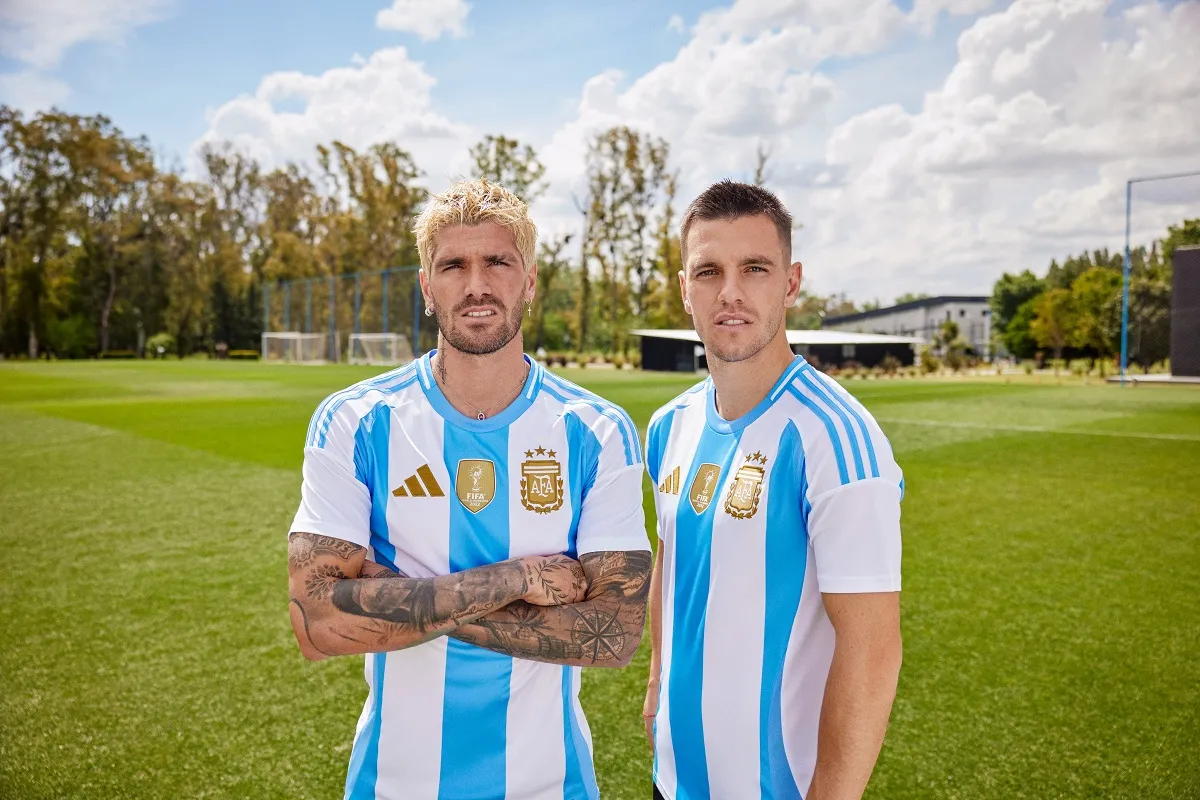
<box><xmin>452</xmin><ymin>550</ymin><xmax>652</xmax><ymax>667</ymax></box>
<box><xmin>288</xmin><ymin>532</ymin><xmax>361</xmax><ymax>571</ymax></box>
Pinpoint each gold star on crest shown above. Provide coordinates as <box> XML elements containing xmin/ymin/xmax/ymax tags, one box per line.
<box><xmin>535</xmin><ymin>446</ymin><xmax>547</xmax><ymax>456</ymax></box>
<box><xmin>749</xmin><ymin>451</ymin><xmax>768</xmax><ymax>465</ymax></box>
<box><xmin>548</xmin><ymin>450</ymin><xmax>557</xmax><ymax>458</ymax></box>
<box><xmin>525</xmin><ymin>450</ymin><xmax>534</xmax><ymax>458</ymax></box>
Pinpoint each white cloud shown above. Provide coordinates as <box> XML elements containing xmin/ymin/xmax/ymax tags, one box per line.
<box><xmin>667</xmin><ymin>14</ymin><xmax>686</xmax><ymax>34</ymax></box>
<box><xmin>0</xmin><ymin>0</ymin><xmax>173</xmax><ymax>69</ymax></box>
<box><xmin>194</xmin><ymin>47</ymin><xmax>473</xmax><ymax>181</ymax></box>
<box><xmin>533</xmin><ymin>0</ymin><xmax>1200</xmax><ymax>302</ymax></box>
<box><xmin>376</xmin><ymin>0</ymin><xmax>470</xmax><ymax>41</ymax></box>
<box><xmin>0</xmin><ymin>70</ymin><xmax>70</xmax><ymax>111</ymax></box>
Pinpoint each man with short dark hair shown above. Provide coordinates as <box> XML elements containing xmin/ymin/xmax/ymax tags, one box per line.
<box><xmin>644</xmin><ymin>180</ymin><xmax>904</xmax><ymax>800</ymax></box>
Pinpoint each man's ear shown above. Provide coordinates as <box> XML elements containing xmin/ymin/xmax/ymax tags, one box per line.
<box><xmin>785</xmin><ymin>261</ymin><xmax>803</xmax><ymax>307</ymax></box>
<box><xmin>678</xmin><ymin>269</ymin><xmax>692</xmax><ymax>315</ymax></box>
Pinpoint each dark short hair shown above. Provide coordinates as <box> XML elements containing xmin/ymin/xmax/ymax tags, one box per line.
<box><xmin>680</xmin><ymin>180</ymin><xmax>793</xmax><ymax>264</ymax></box>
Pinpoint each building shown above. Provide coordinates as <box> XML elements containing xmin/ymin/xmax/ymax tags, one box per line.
<box><xmin>630</xmin><ymin>329</ymin><xmax>922</xmax><ymax>372</ymax></box>
<box><xmin>822</xmin><ymin>295</ymin><xmax>992</xmax><ymax>355</ymax></box>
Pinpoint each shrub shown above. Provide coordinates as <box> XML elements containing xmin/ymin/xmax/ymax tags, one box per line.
<box><xmin>1023</xmin><ymin>361</ymin><xmax>1034</xmax><ymax>375</ymax></box>
<box><xmin>146</xmin><ymin>332</ymin><xmax>176</xmax><ymax>358</ymax></box>
<box><xmin>228</xmin><ymin>350</ymin><xmax>260</xmax><ymax>360</ymax></box>
<box><xmin>46</xmin><ymin>314</ymin><xmax>97</xmax><ymax>359</ymax></box>
<box><xmin>879</xmin><ymin>354</ymin><xmax>902</xmax><ymax>375</ymax></box>
<box><xmin>629</xmin><ymin>351</ymin><xmax>642</xmax><ymax>369</ymax></box>
<box><xmin>919</xmin><ymin>345</ymin><xmax>940</xmax><ymax>374</ymax></box>
<box><xmin>100</xmin><ymin>350</ymin><xmax>137</xmax><ymax>359</ymax></box>
<box><xmin>611</xmin><ymin>354</ymin><xmax>626</xmax><ymax>369</ymax></box>
<box><xmin>572</xmin><ymin>352</ymin><xmax>587</xmax><ymax>368</ymax></box>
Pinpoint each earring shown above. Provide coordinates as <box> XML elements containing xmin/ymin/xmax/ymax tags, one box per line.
<box><xmin>526</xmin><ymin>300</ymin><xmax>532</xmax><ymax>317</ymax></box>
<box><xmin>424</xmin><ymin>307</ymin><xmax>433</xmax><ymax>317</ymax></box>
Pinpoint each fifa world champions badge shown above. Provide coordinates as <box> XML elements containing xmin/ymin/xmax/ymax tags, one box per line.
<box><xmin>520</xmin><ymin>447</ymin><xmax>564</xmax><ymax>514</ymax></box>
<box><xmin>725</xmin><ymin>452</ymin><xmax>768</xmax><ymax>520</ymax></box>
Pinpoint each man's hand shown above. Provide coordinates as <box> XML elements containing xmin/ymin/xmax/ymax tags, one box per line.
<box><xmin>643</xmin><ymin>678</ymin><xmax>660</xmax><ymax>752</ymax></box>
<box><xmin>518</xmin><ymin>554</ymin><xmax>588</xmax><ymax>606</ymax></box>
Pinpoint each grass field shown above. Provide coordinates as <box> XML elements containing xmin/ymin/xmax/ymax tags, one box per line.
<box><xmin>1</xmin><ymin>360</ymin><xmax>1198</xmax><ymax>800</ymax></box>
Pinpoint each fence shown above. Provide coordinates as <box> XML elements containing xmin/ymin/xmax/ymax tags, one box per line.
<box><xmin>261</xmin><ymin>266</ymin><xmax>439</xmax><ymax>361</ymax></box>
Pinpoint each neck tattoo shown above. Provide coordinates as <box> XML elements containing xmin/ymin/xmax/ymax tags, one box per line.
<box><xmin>437</xmin><ymin>356</ymin><xmax>530</xmax><ymax>420</ymax></box>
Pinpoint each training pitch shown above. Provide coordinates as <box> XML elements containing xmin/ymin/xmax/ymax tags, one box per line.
<box><xmin>1</xmin><ymin>361</ymin><xmax>1198</xmax><ymax>799</ymax></box>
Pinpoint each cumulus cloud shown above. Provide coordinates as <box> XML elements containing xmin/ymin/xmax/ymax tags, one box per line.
<box><xmin>376</xmin><ymin>0</ymin><xmax>470</xmax><ymax>41</ymax></box>
<box><xmin>194</xmin><ymin>47</ymin><xmax>473</xmax><ymax>181</ymax></box>
<box><xmin>534</xmin><ymin>0</ymin><xmax>1200</xmax><ymax>301</ymax></box>
<box><xmin>667</xmin><ymin>14</ymin><xmax>686</xmax><ymax>34</ymax></box>
<box><xmin>0</xmin><ymin>0</ymin><xmax>173</xmax><ymax>69</ymax></box>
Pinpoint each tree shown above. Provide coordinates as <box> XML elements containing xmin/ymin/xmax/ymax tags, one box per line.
<box><xmin>752</xmin><ymin>142</ymin><xmax>771</xmax><ymax>187</ymax></box>
<box><xmin>469</xmin><ymin>135</ymin><xmax>547</xmax><ymax>203</ymax></box>
<box><xmin>1162</xmin><ymin>218</ymin><xmax>1200</xmax><ymax>273</ymax></box>
<box><xmin>1030</xmin><ymin>288</ymin><xmax>1076</xmax><ymax>361</ymax></box>
<box><xmin>894</xmin><ymin>292</ymin><xmax>930</xmax><ymax>305</ymax></box>
<box><xmin>583</xmin><ymin>126</ymin><xmax>670</xmax><ymax>353</ymax></box>
<box><xmin>1002</xmin><ymin>298</ymin><xmax>1039</xmax><ymax>359</ymax></box>
<box><xmin>990</xmin><ymin>270</ymin><xmax>1044</xmax><ymax>334</ymax></box>
<box><xmin>1070</xmin><ymin>267</ymin><xmax>1121</xmax><ymax>369</ymax></box>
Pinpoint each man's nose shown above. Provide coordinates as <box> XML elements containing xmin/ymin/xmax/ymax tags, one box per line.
<box><xmin>716</xmin><ymin>271</ymin><xmax>744</xmax><ymax>308</ymax></box>
<box><xmin>463</xmin><ymin>263</ymin><xmax>491</xmax><ymax>298</ymax></box>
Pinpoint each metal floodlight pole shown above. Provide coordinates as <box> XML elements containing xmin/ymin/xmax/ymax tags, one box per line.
<box><xmin>1121</xmin><ymin>169</ymin><xmax>1200</xmax><ymax>384</ymax></box>
<box><xmin>305</xmin><ymin>280</ymin><xmax>312</xmax><ymax>334</ymax></box>
<box><xmin>353</xmin><ymin>273</ymin><xmax>362</xmax><ymax>337</ymax></box>
<box><xmin>283</xmin><ymin>281</ymin><xmax>291</xmax><ymax>331</ymax></box>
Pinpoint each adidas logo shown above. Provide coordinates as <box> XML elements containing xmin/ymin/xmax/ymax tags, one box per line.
<box><xmin>658</xmin><ymin>465</ymin><xmax>681</xmax><ymax>495</ymax></box>
<box><xmin>392</xmin><ymin>464</ymin><xmax>445</xmax><ymax>498</ymax></box>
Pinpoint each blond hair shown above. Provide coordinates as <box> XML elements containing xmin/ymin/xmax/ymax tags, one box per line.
<box><xmin>414</xmin><ymin>179</ymin><xmax>537</xmax><ymax>274</ymax></box>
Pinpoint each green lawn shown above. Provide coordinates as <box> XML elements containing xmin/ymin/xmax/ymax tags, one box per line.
<box><xmin>1</xmin><ymin>361</ymin><xmax>1198</xmax><ymax>799</ymax></box>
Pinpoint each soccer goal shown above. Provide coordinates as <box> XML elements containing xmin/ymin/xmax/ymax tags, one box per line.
<box><xmin>348</xmin><ymin>332</ymin><xmax>414</xmax><ymax>365</ymax></box>
<box><xmin>261</xmin><ymin>332</ymin><xmax>330</xmax><ymax>363</ymax></box>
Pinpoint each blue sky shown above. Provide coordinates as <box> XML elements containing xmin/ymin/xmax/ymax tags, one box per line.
<box><xmin>2</xmin><ymin>0</ymin><xmax>1197</xmax><ymax>301</ymax></box>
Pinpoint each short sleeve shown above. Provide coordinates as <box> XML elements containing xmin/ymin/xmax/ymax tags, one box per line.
<box><xmin>575</xmin><ymin>414</ymin><xmax>651</xmax><ymax>556</ymax></box>
<box><xmin>289</xmin><ymin>402</ymin><xmax>371</xmax><ymax>548</ymax></box>
<box><xmin>809</xmin><ymin>478</ymin><xmax>901</xmax><ymax>593</ymax></box>
<box><xmin>790</xmin><ymin>369</ymin><xmax>903</xmax><ymax>593</ymax></box>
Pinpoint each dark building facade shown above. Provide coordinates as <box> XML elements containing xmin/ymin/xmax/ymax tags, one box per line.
<box><xmin>1172</xmin><ymin>245</ymin><xmax>1200</xmax><ymax>377</ymax></box>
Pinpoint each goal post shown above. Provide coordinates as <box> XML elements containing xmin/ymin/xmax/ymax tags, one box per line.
<box><xmin>261</xmin><ymin>332</ymin><xmax>331</xmax><ymax>363</ymax></box>
<box><xmin>348</xmin><ymin>332</ymin><xmax>414</xmax><ymax>365</ymax></box>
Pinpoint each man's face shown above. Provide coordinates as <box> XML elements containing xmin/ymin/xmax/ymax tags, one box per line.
<box><xmin>680</xmin><ymin>214</ymin><xmax>801</xmax><ymax>364</ymax></box>
<box><xmin>420</xmin><ymin>222</ymin><xmax>535</xmax><ymax>356</ymax></box>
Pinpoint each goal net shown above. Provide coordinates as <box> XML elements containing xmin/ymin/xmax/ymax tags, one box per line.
<box><xmin>262</xmin><ymin>332</ymin><xmax>330</xmax><ymax>363</ymax></box>
<box><xmin>348</xmin><ymin>333</ymin><xmax>414</xmax><ymax>365</ymax></box>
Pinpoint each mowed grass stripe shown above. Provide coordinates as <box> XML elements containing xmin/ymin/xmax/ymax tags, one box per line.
<box><xmin>1</xmin><ymin>362</ymin><xmax>1199</xmax><ymax>799</ymax></box>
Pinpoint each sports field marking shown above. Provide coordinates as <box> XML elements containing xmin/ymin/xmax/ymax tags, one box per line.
<box><xmin>876</xmin><ymin>417</ymin><xmax>1200</xmax><ymax>443</ymax></box>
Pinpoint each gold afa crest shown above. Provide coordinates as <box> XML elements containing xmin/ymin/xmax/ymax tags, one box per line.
<box><xmin>520</xmin><ymin>447</ymin><xmax>563</xmax><ymax>514</ymax></box>
<box><xmin>456</xmin><ymin>459</ymin><xmax>496</xmax><ymax>513</ymax></box>
<box><xmin>725</xmin><ymin>451</ymin><xmax>768</xmax><ymax>519</ymax></box>
<box><xmin>689</xmin><ymin>463</ymin><xmax>723</xmax><ymax>514</ymax></box>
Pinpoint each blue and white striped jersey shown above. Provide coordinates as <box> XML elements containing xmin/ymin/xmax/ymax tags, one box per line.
<box><xmin>647</xmin><ymin>357</ymin><xmax>903</xmax><ymax>800</ymax></box>
<box><xmin>290</xmin><ymin>351</ymin><xmax>649</xmax><ymax>800</ymax></box>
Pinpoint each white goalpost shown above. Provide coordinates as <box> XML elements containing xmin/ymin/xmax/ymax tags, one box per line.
<box><xmin>261</xmin><ymin>332</ymin><xmax>330</xmax><ymax>363</ymax></box>
<box><xmin>348</xmin><ymin>332</ymin><xmax>414</xmax><ymax>365</ymax></box>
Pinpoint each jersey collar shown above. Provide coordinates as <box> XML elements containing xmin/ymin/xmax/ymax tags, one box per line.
<box><xmin>417</xmin><ymin>350</ymin><xmax>540</xmax><ymax>432</ymax></box>
<box><xmin>706</xmin><ymin>355</ymin><xmax>807</xmax><ymax>435</ymax></box>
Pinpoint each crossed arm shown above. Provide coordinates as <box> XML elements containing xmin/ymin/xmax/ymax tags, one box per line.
<box><xmin>288</xmin><ymin>531</ymin><xmax>651</xmax><ymax>668</ymax></box>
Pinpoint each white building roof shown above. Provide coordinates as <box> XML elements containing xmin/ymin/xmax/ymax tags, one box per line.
<box><xmin>628</xmin><ymin>329</ymin><xmax>923</xmax><ymax>345</ymax></box>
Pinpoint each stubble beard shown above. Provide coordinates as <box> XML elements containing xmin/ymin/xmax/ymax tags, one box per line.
<box><xmin>702</xmin><ymin>305</ymin><xmax>784</xmax><ymax>365</ymax></box>
<box><xmin>436</xmin><ymin>299</ymin><xmax>525</xmax><ymax>356</ymax></box>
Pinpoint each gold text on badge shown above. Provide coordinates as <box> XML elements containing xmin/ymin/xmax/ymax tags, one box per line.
<box><xmin>689</xmin><ymin>463</ymin><xmax>723</xmax><ymax>514</ymax></box>
<box><xmin>521</xmin><ymin>447</ymin><xmax>564</xmax><ymax>514</ymax></box>
<box><xmin>456</xmin><ymin>459</ymin><xmax>496</xmax><ymax>513</ymax></box>
<box><xmin>725</xmin><ymin>451</ymin><xmax>768</xmax><ymax>520</ymax></box>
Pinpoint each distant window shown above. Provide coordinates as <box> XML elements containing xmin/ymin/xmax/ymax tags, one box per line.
<box><xmin>982</xmin><ymin>309</ymin><xmax>990</xmax><ymax>317</ymax></box>
<box><xmin>959</xmin><ymin>309</ymin><xmax>966</xmax><ymax>317</ymax></box>
<box><xmin>842</xmin><ymin>344</ymin><xmax>856</xmax><ymax>358</ymax></box>
<box><xmin>945</xmin><ymin>310</ymin><xmax>951</xmax><ymax>320</ymax></box>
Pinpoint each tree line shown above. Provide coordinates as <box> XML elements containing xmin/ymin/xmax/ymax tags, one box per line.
<box><xmin>988</xmin><ymin>219</ymin><xmax>1198</xmax><ymax>371</ymax></box>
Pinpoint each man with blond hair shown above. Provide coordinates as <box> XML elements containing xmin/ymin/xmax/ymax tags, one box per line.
<box><xmin>287</xmin><ymin>179</ymin><xmax>651</xmax><ymax>800</ymax></box>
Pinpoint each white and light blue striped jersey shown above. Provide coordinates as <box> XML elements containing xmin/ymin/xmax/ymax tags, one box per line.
<box><xmin>290</xmin><ymin>351</ymin><xmax>649</xmax><ymax>800</ymax></box>
<box><xmin>647</xmin><ymin>357</ymin><xmax>903</xmax><ymax>800</ymax></box>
